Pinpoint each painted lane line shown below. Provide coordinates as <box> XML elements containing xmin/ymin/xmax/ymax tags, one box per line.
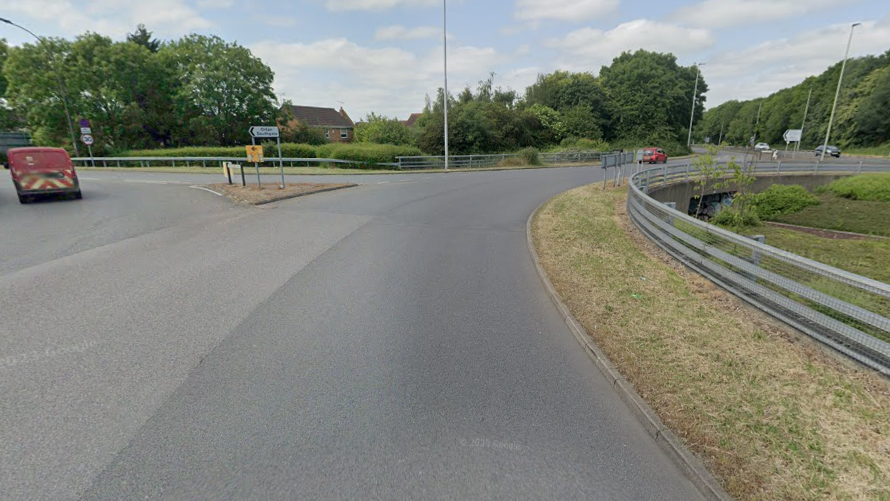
<box><xmin>377</xmin><ymin>181</ymin><xmax>390</xmax><ymax>184</ymax></box>
<box><xmin>189</xmin><ymin>185</ymin><xmax>224</xmax><ymax>196</ymax></box>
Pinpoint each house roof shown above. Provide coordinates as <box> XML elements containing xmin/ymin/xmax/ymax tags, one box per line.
<box><xmin>403</xmin><ymin>113</ymin><xmax>422</xmax><ymax>127</ymax></box>
<box><xmin>287</xmin><ymin>105</ymin><xmax>355</xmax><ymax>128</ymax></box>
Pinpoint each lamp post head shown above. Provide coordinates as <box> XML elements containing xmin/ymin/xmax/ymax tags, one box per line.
<box><xmin>852</xmin><ymin>22</ymin><xmax>862</xmax><ymax>28</ymax></box>
<box><xmin>0</xmin><ymin>17</ymin><xmax>12</xmax><ymax>25</ymax></box>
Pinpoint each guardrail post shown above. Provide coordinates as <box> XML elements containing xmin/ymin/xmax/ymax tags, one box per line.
<box><xmin>663</xmin><ymin>201</ymin><xmax>676</xmax><ymax>225</ymax></box>
<box><xmin>603</xmin><ymin>167</ymin><xmax>608</xmax><ymax>191</ymax></box>
<box><xmin>814</xmin><ymin>161</ymin><xmax>819</xmax><ymax>173</ymax></box>
<box><xmin>662</xmin><ymin>165</ymin><xmax>667</xmax><ymax>186</ymax></box>
<box><xmin>685</xmin><ymin>164</ymin><xmax>690</xmax><ymax>182</ymax></box>
<box><xmin>776</xmin><ymin>161</ymin><xmax>781</xmax><ymax>173</ymax></box>
<box><xmin>116</xmin><ymin>159</ymin><xmax>120</xmax><ymax>167</ymax></box>
<box><xmin>645</xmin><ymin>169</ymin><xmax>651</xmax><ymax>194</ymax></box>
<box><xmin>202</xmin><ymin>159</ymin><xmax>206</xmax><ymax>168</ymax></box>
<box><xmin>858</xmin><ymin>161</ymin><xmax>863</xmax><ymax>174</ymax></box>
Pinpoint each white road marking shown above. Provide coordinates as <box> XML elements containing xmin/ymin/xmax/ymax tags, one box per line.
<box><xmin>189</xmin><ymin>185</ymin><xmax>224</xmax><ymax>196</ymax></box>
<box><xmin>377</xmin><ymin>181</ymin><xmax>390</xmax><ymax>184</ymax></box>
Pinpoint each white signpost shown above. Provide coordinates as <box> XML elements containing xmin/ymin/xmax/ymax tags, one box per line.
<box><xmin>80</xmin><ymin>133</ymin><xmax>95</xmax><ymax>166</ymax></box>
<box><xmin>249</xmin><ymin>126</ymin><xmax>284</xmax><ymax>188</ymax></box>
<box><xmin>783</xmin><ymin>129</ymin><xmax>803</xmax><ymax>159</ymax></box>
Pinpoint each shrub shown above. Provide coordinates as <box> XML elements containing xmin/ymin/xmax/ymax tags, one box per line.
<box><xmin>315</xmin><ymin>143</ymin><xmax>423</xmax><ymax>168</ymax></box>
<box><xmin>121</xmin><ymin>146</ymin><xmax>245</xmax><ymax>157</ymax></box>
<box><xmin>517</xmin><ymin>147</ymin><xmax>541</xmax><ymax>166</ymax></box>
<box><xmin>752</xmin><ymin>184</ymin><xmax>820</xmax><ymax>219</ymax></box>
<box><xmin>711</xmin><ymin>206</ymin><xmax>760</xmax><ymax>228</ymax></box>
<box><xmin>825</xmin><ymin>174</ymin><xmax>890</xmax><ymax>202</ymax></box>
<box><xmin>260</xmin><ymin>142</ymin><xmax>316</xmax><ymax>158</ymax></box>
<box><xmin>558</xmin><ymin>137</ymin><xmax>610</xmax><ymax>151</ymax></box>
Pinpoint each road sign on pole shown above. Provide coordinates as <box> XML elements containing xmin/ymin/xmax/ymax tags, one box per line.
<box><xmin>783</xmin><ymin>129</ymin><xmax>803</xmax><ymax>143</ymax></box>
<box><xmin>245</xmin><ymin>145</ymin><xmax>263</xmax><ymax>163</ymax></box>
<box><xmin>80</xmin><ymin>134</ymin><xmax>94</xmax><ymax>146</ymax></box>
<box><xmin>249</xmin><ymin>126</ymin><xmax>279</xmax><ymax>138</ymax></box>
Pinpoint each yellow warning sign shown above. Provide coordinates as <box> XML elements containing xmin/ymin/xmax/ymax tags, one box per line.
<box><xmin>245</xmin><ymin>145</ymin><xmax>264</xmax><ymax>163</ymax></box>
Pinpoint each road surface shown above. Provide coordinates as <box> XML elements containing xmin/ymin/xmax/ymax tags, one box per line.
<box><xmin>1</xmin><ymin>165</ymin><xmax>704</xmax><ymax>500</ymax></box>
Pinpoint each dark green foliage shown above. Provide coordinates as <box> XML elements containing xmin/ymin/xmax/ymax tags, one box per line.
<box><xmin>752</xmin><ymin>185</ymin><xmax>821</xmax><ymax>219</ymax></box>
<box><xmin>517</xmin><ymin>147</ymin><xmax>541</xmax><ymax>165</ymax></box>
<box><xmin>711</xmin><ymin>206</ymin><xmax>760</xmax><ymax>228</ymax></box>
<box><xmin>825</xmin><ymin>174</ymin><xmax>890</xmax><ymax>202</ymax></box>
<box><xmin>700</xmin><ymin>51</ymin><xmax>890</xmax><ymax>149</ymax></box>
<box><xmin>315</xmin><ymin>143</ymin><xmax>422</xmax><ymax>166</ymax></box>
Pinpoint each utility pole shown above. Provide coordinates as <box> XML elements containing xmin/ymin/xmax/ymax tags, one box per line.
<box><xmin>821</xmin><ymin>22</ymin><xmax>861</xmax><ymax>161</ymax></box>
<box><xmin>687</xmin><ymin>63</ymin><xmax>705</xmax><ymax>147</ymax></box>
<box><xmin>0</xmin><ymin>17</ymin><xmax>80</xmax><ymax>156</ymax></box>
<box><xmin>443</xmin><ymin>0</ymin><xmax>449</xmax><ymax>171</ymax></box>
<box><xmin>797</xmin><ymin>86</ymin><xmax>812</xmax><ymax>153</ymax></box>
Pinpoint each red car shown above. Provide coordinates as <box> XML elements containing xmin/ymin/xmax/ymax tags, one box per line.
<box><xmin>642</xmin><ymin>147</ymin><xmax>667</xmax><ymax>164</ymax></box>
<box><xmin>6</xmin><ymin>147</ymin><xmax>82</xmax><ymax>204</ymax></box>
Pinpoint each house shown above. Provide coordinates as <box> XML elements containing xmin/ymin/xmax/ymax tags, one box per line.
<box><xmin>285</xmin><ymin>105</ymin><xmax>355</xmax><ymax>143</ymax></box>
<box><xmin>402</xmin><ymin>113</ymin><xmax>422</xmax><ymax>127</ymax></box>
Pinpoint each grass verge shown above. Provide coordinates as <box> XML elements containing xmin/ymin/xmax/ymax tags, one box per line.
<box><xmin>208</xmin><ymin>183</ymin><xmax>354</xmax><ymax>205</ymax></box>
<box><xmin>770</xmin><ymin>193</ymin><xmax>890</xmax><ymax>238</ymax></box>
<box><xmin>532</xmin><ymin>184</ymin><xmax>890</xmax><ymax>501</ymax></box>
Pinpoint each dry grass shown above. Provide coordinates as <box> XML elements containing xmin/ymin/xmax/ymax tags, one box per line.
<box><xmin>532</xmin><ymin>184</ymin><xmax>890</xmax><ymax>501</ymax></box>
<box><xmin>208</xmin><ymin>182</ymin><xmax>354</xmax><ymax>205</ymax></box>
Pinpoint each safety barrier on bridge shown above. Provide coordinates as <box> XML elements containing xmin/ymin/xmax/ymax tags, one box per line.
<box><xmin>395</xmin><ymin>151</ymin><xmax>604</xmax><ymax>170</ymax></box>
<box><xmin>627</xmin><ymin>162</ymin><xmax>890</xmax><ymax>375</ymax></box>
<box><xmin>71</xmin><ymin>156</ymin><xmax>399</xmax><ymax>169</ymax></box>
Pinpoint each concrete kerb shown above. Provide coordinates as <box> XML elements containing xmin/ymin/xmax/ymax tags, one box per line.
<box><xmin>525</xmin><ymin>196</ymin><xmax>732</xmax><ymax>501</ymax></box>
<box><xmin>253</xmin><ymin>184</ymin><xmax>357</xmax><ymax>205</ymax></box>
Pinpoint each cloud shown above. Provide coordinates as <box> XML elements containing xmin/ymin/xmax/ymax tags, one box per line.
<box><xmin>325</xmin><ymin>0</ymin><xmax>439</xmax><ymax>12</ymax></box>
<box><xmin>705</xmin><ymin>17</ymin><xmax>890</xmax><ymax>106</ymax></box>
<box><xmin>374</xmin><ymin>25</ymin><xmax>442</xmax><ymax>41</ymax></box>
<box><xmin>547</xmin><ymin>19</ymin><xmax>714</xmax><ymax>71</ymax></box>
<box><xmin>250</xmin><ymin>37</ymin><xmax>509</xmax><ymax>119</ymax></box>
<box><xmin>515</xmin><ymin>0</ymin><xmax>619</xmax><ymax>22</ymax></box>
<box><xmin>0</xmin><ymin>0</ymin><xmax>211</xmax><ymax>39</ymax></box>
<box><xmin>196</xmin><ymin>0</ymin><xmax>233</xmax><ymax>8</ymax></box>
<box><xmin>670</xmin><ymin>0</ymin><xmax>853</xmax><ymax>28</ymax></box>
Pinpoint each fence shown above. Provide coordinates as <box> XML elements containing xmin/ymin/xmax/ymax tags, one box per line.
<box><xmin>71</xmin><ymin>156</ymin><xmax>398</xmax><ymax>169</ymax></box>
<box><xmin>395</xmin><ymin>151</ymin><xmax>603</xmax><ymax>170</ymax></box>
<box><xmin>627</xmin><ymin>162</ymin><xmax>890</xmax><ymax>375</ymax></box>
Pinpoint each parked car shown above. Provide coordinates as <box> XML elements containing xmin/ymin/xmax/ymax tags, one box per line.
<box><xmin>642</xmin><ymin>147</ymin><xmax>667</xmax><ymax>164</ymax></box>
<box><xmin>6</xmin><ymin>147</ymin><xmax>82</xmax><ymax>204</ymax></box>
<box><xmin>815</xmin><ymin>145</ymin><xmax>841</xmax><ymax>158</ymax></box>
<box><xmin>754</xmin><ymin>142</ymin><xmax>770</xmax><ymax>151</ymax></box>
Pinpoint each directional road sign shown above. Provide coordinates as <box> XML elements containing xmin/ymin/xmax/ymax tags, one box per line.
<box><xmin>80</xmin><ymin>134</ymin><xmax>94</xmax><ymax>146</ymax></box>
<box><xmin>783</xmin><ymin>129</ymin><xmax>802</xmax><ymax>143</ymax></box>
<box><xmin>249</xmin><ymin>126</ymin><xmax>279</xmax><ymax>138</ymax></box>
<box><xmin>245</xmin><ymin>145</ymin><xmax>264</xmax><ymax>163</ymax></box>
<box><xmin>80</xmin><ymin>127</ymin><xmax>92</xmax><ymax>134</ymax></box>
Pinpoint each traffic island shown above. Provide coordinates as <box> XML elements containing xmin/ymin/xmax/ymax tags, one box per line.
<box><xmin>208</xmin><ymin>183</ymin><xmax>356</xmax><ymax>205</ymax></box>
<box><xmin>531</xmin><ymin>184</ymin><xmax>890</xmax><ymax>501</ymax></box>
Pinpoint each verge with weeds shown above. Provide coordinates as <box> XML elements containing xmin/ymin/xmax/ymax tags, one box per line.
<box><xmin>532</xmin><ymin>184</ymin><xmax>890</xmax><ymax>501</ymax></box>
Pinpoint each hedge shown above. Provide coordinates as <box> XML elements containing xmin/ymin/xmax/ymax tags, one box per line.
<box><xmin>315</xmin><ymin>143</ymin><xmax>423</xmax><ymax>167</ymax></box>
<box><xmin>121</xmin><ymin>143</ymin><xmax>317</xmax><ymax>159</ymax></box>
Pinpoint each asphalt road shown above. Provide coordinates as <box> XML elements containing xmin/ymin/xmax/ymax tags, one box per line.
<box><xmin>0</xmin><ymin>165</ymin><xmax>705</xmax><ymax>500</ymax></box>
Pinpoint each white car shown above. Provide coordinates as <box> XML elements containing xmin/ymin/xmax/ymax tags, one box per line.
<box><xmin>754</xmin><ymin>142</ymin><xmax>770</xmax><ymax>151</ymax></box>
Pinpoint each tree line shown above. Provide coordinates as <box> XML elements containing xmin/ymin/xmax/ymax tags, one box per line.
<box><xmin>698</xmin><ymin>50</ymin><xmax>890</xmax><ymax>149</ymax></box>
<box><xmin>0</xmin><ymin>25</ymin><xmax>707</xmax><ymax>156</ymax></box>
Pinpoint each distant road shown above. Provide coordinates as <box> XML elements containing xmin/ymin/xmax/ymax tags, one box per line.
<box><xmin>0</xmin><ymin>167</ymin><xmax>703</xmax><ymax>500</ymax></box>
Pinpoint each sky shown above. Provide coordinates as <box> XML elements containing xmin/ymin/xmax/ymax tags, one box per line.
<box><xmin>1</xmin><ymin>0</ymin><xmax>889</xmax><ymax>120</ymax></box>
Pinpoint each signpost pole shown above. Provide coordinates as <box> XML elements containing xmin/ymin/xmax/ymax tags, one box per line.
<box><xmin>240</xmin><ymin>163</ymin><xmax>246</xmax><ymax>187</ymax></box>
<box><xmin>87</xmin><ymin>144</ymin><xmax>94</xmax><ymax>166</ymax></box>
<box><xmin>277</xmin><ymin>136</ymin><xmax>285</xmax><ymax>189</ymax></box>
<box><xmin>252</xmin><ymin>136</ymin><xmax>261</xmax><ymax>187</ymax></box>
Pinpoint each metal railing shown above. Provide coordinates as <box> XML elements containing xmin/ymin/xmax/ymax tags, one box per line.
<box><xmin>627</xmin><ymin>162</ymin><xmax>890</xmax><ymax>375</ymax></box>
<box><xmin>71</xmin><ymin>156</ymin><xmax>399</xmax><ymax>168</ymax></box>
<box><xmin>396</xmin><ymin>151</ymin><xmax>603</xmax><ymax>170</ymax></box>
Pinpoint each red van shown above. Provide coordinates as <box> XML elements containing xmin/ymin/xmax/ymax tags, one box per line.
<box><xmin>642</xmin><ymin>147</ymin><xmax>668</xmax><ymax>164</ymax></box>
<box><xmin>6</xmin><ymin>147</ymin><xmax>82</xmax><ymax>204</ymax></box>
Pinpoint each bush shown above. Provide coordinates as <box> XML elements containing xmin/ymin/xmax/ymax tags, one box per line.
<box><xmin>711</xmin><ymin>206</ymin><xmax>760</xmax><ymax>228</ymax></box>
<box><xmin>825</xmin><ymin>174</ymin><xmax>890</xmax><ymax>202</ymax></box>
<box><xmin>315</xmin><ymin>143</ymin><xmax>423</xmax><ymax>168</ymax></box>
<box><xmin>517</xmin><ymin>147</ymin><xmax>541</xmax><ymax>166</ymax></box>
<box><xmin>752</xmin><ymin>184</ymin><xmax>820</xmax><ymax>219</ymax></box>
<box><xmin>558</xmin><ymin>137</ymin><xmax>610</xmax><ymax>151</ymax></box>
<box><xmin>260</xmin><ymin>142</ymin><xmax>316</xmax><ymax>158</ymax></box>
<box><xmin>121</xmin><ymin>146</ymin><xmax>246</xmax><ymax>157</ymax></box>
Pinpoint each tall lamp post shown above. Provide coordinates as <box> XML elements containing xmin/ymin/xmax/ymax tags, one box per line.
<box><xmin>0</xmin><ymin>17</ymin><xmax>80</xmax><ymax>156</ymax></box>
<box><xmin>442</xmin><ymin>0</ymin><xmax>449</xmax><ymax>170</ymax></box>
<box><xmin>821</xmin><ymin>22</ymin><xmax>861</xmax><ymax>161</ymax></box>
<box><xmin>687</xmin><ymin>62</ymin><xmax>705</xmax><ymax>148</ymax></box>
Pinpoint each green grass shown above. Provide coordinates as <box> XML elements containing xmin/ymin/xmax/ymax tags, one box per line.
<box><xmin>842</xmin><ymin>143</ymin><xmax>890</xmax><ymax>157</ymax></box>
<box><xmin>754</xmin><ymin>225</ymin><xmax>890</xmax><ymax>285</ymax></box>
<box><xmin>770</xmin><ymin>193</ymin><xmax>890</xmax><ymax>237</ymax></box>
<box><xmin>824</xmin><ymin>173</ymin><xmax>890</xmax><ymax>203</ymax></box>
<box><xmin>533</xmin><ymin>185</ymin><xmax>890</xmax><ymax>500</ymax></box>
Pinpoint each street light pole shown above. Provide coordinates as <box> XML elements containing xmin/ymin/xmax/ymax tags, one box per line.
<box><xmin>0</xmin><ymin>18</ymin><xmax>80</xmax><ymax>157</ymax></box>
<box><xmin>821</xmin><ymin>22</ymin><xmax>861</xmax><ymax>161</ymax></box>
<box><xmin>797</xmin><ymin>86</ymin><xmax>812</xmax><ymax>154</ymax></box>
<box><xmin>687</xmin><ymin>63</ymin><xmax>705</xmax><ymax>148</ymax></box>
<box><xmin>442</xmin><ymin>0</ymin><xmax>449</xmax><ymax>171</ymax></box>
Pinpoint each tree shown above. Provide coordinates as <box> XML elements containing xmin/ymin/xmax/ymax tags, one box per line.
<box><xmin>354</xmin><ymin>112</ymin><xmax>413</xmax><ymax>145</ymax></box>
<box><xmin>600</xmin><ymin>50</ymin><xmax>705</xmax><ymax>149</ymax></box>
<box><xmin>158</xmin><ymin>34</ymin><xmax>277</xmax><ymax>146</ymax></box>
<box><xmin>127</xmin><ymin>24</ymin><xmax>160</xmax><ymax>53</ymax></box>
<box><xmin>690</xmin><ymin>145</ymin><xmax>727</xmax><ymax>219</ymax></box>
